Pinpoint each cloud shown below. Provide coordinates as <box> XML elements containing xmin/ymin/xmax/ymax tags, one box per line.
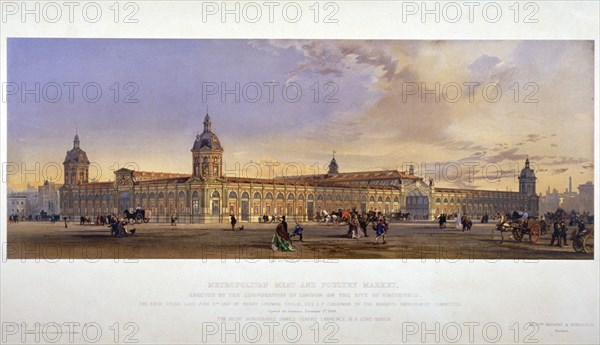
<box><xmin>468</xmin><ymin>54</ymin><xmax>501</xmax><ymax>74</ymax></box>
<box><xmin>268</xmin><ymin>40</ymin><xmax>398</xmax><ymax>81</ymax></box>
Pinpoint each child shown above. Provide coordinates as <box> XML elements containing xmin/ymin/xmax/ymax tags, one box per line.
<box><xmin>290</xmin><ymin>220</ymin><xmax>304</xmax><ymax>242</ymax></box>
<box><xmin>375</xmin><ymin>218</ymin><xmax>386</xmax><ymax>244</ymax></box>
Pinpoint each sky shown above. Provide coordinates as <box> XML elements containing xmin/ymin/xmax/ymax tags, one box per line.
<box><xmin>7</xmin><ymin>39</ymin><xmax>595</xmax><ymax>194</ymax></box>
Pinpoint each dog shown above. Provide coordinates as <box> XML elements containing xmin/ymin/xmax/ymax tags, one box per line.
<box><xmin>237</xmin><ymin>225</ymin><xmax>244</xmax><ymax>231</ymax></box>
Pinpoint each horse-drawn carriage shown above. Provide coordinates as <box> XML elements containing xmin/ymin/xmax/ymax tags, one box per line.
<box><xmin>123</xmin><ymin>209</ymin><xmax>151</xmax><ymax>224</ymax></box>
<box><xmin>493</xmin><ymin>218</ymin><xmax>546</xmax><ymax>243</ymax></box>
<box><xmin>572</xmin><ymin>227</ymin><xmax>594</xmax><ymax>254</ymax></box>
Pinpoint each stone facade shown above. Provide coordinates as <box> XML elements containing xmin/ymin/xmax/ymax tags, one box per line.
<box><xmin>60</xmin><ymin>112</ymin><xmax>538</xmax><ymax>222</ymax></box>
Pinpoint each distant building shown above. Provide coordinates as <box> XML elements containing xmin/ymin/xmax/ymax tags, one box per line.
<box><xmin>539</xmin><ymin>187</ymin><xmax>561</xmax><ymax>214</ymax></box>
<box><xmin>578</xmin><ymin>181</ymin><xmax>594</xmax><ymax>214</ymax></box>
<box><xmin>7</xmin><ymin>194</ymin><xmax>29</xmax><ymax>219</ymax></box>
<box><xmin>36</xmin><ymin>180</ymin><xmax>62</xmax><ymax>215</ymax></box>
<box><xmin>539</xmin><ymin>179</ymin><xmax>595</xmax><ymax>215</ymax></box>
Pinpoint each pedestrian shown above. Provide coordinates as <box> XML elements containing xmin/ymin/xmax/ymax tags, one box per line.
<box><xmin>375</xmin><ymin>218</ymin><xmax>386</xmax><ymax>244</ymax></box>
<box><xmin>438</xmin><ymin>213</ymin><xmax>446</xmax><ymax>229</ymax></box>
<box><xmin>64</xmin><ymin>216</ymin><xmax>68</xmax><ymax>228</ymax></box>
<box><xmin>290</xmin><ymin>221</ymin><xmax>304</xmax><ymax>242</ymax></box>
<box><xmin>271</xmin><ymin>221</ymin><xmax>295</xmax><ymax>252</ymax></box>
<box><xmin>171</xmin><ymin>214</ymin><xmax>177</xmax><ymax>226</ymax></box>
<box><xmin>550</xmin><ymin>220</ymin><xmax>564</xmax><ymax>247</ymax></box>
<box><xmin>358</xmin><ymin>214</ymin><xmax>368</xmax><ymax>237</ymax></box>
<box><xmin>351</xmin><ymin>215</ymin><xmax>365</xmax><ymax>239</ymax></box>
<box><xmin>230</xmin><ymin>214</ymin><xmax>237</xmax><ymax>231</ymax></box>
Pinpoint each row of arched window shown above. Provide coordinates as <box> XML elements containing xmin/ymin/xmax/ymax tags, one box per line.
<box><xmin>223</xmin><ymin>191</ymin><xmax>400</xmax><ymax>203</ymax></box>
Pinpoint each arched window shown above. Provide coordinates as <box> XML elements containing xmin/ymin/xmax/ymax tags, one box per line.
<box><xmin>307</xmin><ymin>194</ymin><xmax>313</xmax><ymax>200</ymax></box>
<box><xmin>335</xmin><ymin>195</ymin><xmax>342</xmax><ymax>201</ymax></box>
<box><xmin>326</xmin><ymin>195</ymin><xmax>333</xmax><ymax>201</ymax></box>
<box><xmin>211</xmin><ymin>191</ymin><xmax>220</xmax><ymax>216</ymax></box>
<box><xmin>385</xmin><ymin>196</ymin><xmax>391</xmax><ymax>202</ymax></box>
<box><xmin>276</xmin><ymin>193</ymin><xmax>284</xmax><ymax>200</ymax></box>
<box><xmin>265</xmin><ymin>192</ymin><xmax>273</xmax><ymax>199</ymax></box>
<box><xmin>229</xmin><ymin>191</ymin><xmax>237</xmax><ymax>199</ymax></box>
<box><xmin>241</xmin><ymin>192</ymin><xmax>249</xmax><ymax>199</ymax></box>
<box><xmin>369</xmin><ymin>196</ymin><xmax>375</xmax><ymax>202</ymax></box>
<box><xmin>297</xmin><ymin>194</ymin><xmax>305</xmax><ymax>200</ymax></box>
<box><xmin>435</xmin><ymin>198</ymin><xmax>441</xmax><ymax>203</ymax></box>
<box><xmin>377</xmin><ymin>196</ymin><xmax>383</xmax><ymax>202</ymax></box>
<box><xmin>287</xmin><ymin>193</ymin><xmax>294</xmax><ymax>200</ymax></box>
<box><xmin>317</xmin><ymin>194</ymin><xmax>323</xmax><ymax>201</ymax></box>
<box><xmin>253</xmin><ymin>192</ymin><xmax>261</xmax><ymax>199</ymax></box>
<box><xmin>192</xmin><ymin>191</ymin><xmax>200</xmax><ymax>213</ymax></box>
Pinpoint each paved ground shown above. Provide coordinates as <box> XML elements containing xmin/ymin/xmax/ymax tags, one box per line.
<box><xmin>6</xmin><ymin>220</ymin><xmax>594</xmax><ymax>260</ymax></box>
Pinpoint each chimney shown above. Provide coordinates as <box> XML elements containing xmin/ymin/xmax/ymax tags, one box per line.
<box><xmin>569</xmin><ymin>176</ymin><xmax>572</xmax><ymax>193</ymax></box>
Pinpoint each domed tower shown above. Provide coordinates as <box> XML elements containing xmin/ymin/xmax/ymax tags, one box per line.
<box><xmin>63</xmin><ymin>134</ymin><xmax>90</xmax><ymax>186</ymax></box>
<box><xmin>518</xmin><ymin>158</ymin><xmax>537</xmax><ymax>196</ymax></box>
<box><xmin>191</xmin><ymin>112</ymin><xmax>223</xmax><ymax>180</ymax></box>
<box><xmin>327</xmin><ymin>151</ymin><xmax>339</xmax><ymax>176</ymax></box>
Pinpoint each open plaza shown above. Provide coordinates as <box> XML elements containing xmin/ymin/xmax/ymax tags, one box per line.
<box><xmin>6</xmin><ymin>220</ymin><xmax>593</xmax><ymax>260</ymax></box>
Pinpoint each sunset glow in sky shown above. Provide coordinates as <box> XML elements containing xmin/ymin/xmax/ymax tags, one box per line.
<box><xmin>7</xmin><ymin>39</ymin><xmax>594</xmax><ymax>193</ymax></box>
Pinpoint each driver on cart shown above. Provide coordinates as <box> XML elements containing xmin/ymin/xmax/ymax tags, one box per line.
<box><xmin>521</xmin><ymin>211</ymin><xmax>529</xmax><ymax>228</ymax></box>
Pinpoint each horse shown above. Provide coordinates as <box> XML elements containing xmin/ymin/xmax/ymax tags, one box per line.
<box><xmin>492</xmin><ymin>218</ymin><xmax>514</xmax><ymax>243</ymax></box>
<box><xmin>392</xmin><ymin>212</ymin><xmax>411</xmax><ymax>221</ymax></box>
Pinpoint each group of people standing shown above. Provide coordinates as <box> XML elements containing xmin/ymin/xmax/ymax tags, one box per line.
<box><xmin>270</xmin><ymin>209</ymin><xmax>391</xmax><ymax>251</ymax></box>
<box><xmin>8</xmin><ymin>214</ymin><xmax>22</xmax><ymax>223</ymax></box>
<box><xmin>437</xmin><ymin>213</ymin><xmax>472</xmax><ymax>231</ymax></box>
<box><xmin>346</xmin><ymin>212</ymin><xmax>389</xmax><ymax>244</ymax></box>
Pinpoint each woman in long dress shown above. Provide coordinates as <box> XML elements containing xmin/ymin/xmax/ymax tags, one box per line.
<box><xmin>351</xmin><ymin>215</ymin><xmax>365</xmax><ymax>239</ymax></box>
<box><xmin>271</xmin><ymin>222</ymin><xmax>295</xmax><ymax>252</ymax></box>
<box><xmin>455</xmin><ymin>214</ymin><xmax>462</xmax><ymax>230</ymax></box>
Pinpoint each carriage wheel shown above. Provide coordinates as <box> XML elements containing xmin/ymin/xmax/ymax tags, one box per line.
<box><xmin>143</xmin><ymin>218</ymin><xmax>150</xmax><ymax>223</ymax></box>
<box><xmin>573</xmin><ymin>239</ymin><xmax>584</xmax><ymax>253</ymax></box>
<box><xmin>512</xmin><ymin>228</ymin><xmax>523</xmax><ymax>242</ymax></box>
<box><xmin>529</xmin><ymin>224</ymin><xmax>541</xmax><ymax>243</ymax></box>
<box><xmin>582</xmin><ymin>235</ymin><xmax>594</xmax><ymax>254</ymax></box>
<box><xmin>135</xmin><ymin>214</ymin><xmax>143</xmax><ymax>224</ymax></box>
